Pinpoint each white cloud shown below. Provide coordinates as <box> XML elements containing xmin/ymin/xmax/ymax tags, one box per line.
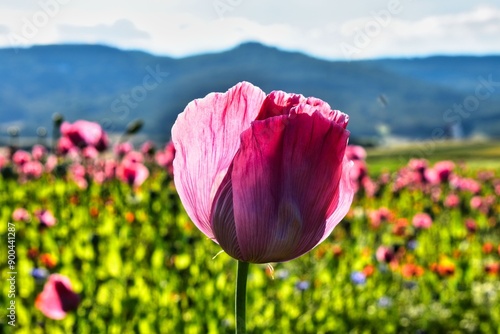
<box><xmin>0</xmin><ymin>25</ymin><xmax>9</xmax><ymax>34</ymax></box>
<box><xmin>334</xmin><ymin>5</ymin><xmax>500</xmax><ymax>59</ymax></box>
<box><xmin>58</xmin><ymin>19</ymin><xmax>150</xmax><ymax>44</ymax></box>
<box><xmin>122</xmin><ymin>14</ymin><xmax>300</xmax><ymax>57</ymax></box>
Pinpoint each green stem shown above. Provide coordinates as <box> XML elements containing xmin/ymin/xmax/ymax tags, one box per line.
<box><xmin>235</xmin><ymin>260</ymin><xmax>249</xmax><ymax>334</ymax></box>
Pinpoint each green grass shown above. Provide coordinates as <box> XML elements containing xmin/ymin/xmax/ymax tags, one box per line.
<box><xmin>366</xmin><ymin>140</ymin><xmax>500</xmax><ymax>175</ymax></box>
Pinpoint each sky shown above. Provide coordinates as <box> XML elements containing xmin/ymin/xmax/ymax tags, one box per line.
<box><xmin>1</xmin><ymin>0</ymin><xmax>500</xmax><ymax>60</ymax></box>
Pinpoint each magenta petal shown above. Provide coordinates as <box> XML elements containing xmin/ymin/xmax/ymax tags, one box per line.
<box><xmin>210</xmin><ymin>168</ymin><xmax>243</xmax><ymax>259</ymax></box>
<box><xmin>212</xmin><ymin>111</ymin><xmax>352</xmax><ymax>263</ymax></box>
<box><xmin>256</xmin><ymin>91</ymin><xmax>306</xmax><ymax>120</ymax></box>
<box><xmin>172</xmin><ymin>82</ymin><xmax>266</xmax><ymax>239</ymax></box>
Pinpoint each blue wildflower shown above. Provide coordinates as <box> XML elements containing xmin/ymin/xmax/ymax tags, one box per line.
<box><xmin>351</xmin><ymin>271</ymin><xmax>366</xmax><ymax>285</ymax></box>
<box><xmin>31</xmin><ymin>268</ymin><xmax>49</xmax><ymax>282</ymax></box>
<box><xmin>295</xmin><ymin>280</ymin><xmax>310</xmax><ymax>291</ymax></box>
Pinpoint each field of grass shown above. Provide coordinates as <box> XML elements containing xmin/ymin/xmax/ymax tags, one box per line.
<box><xmin>366</xmin><ymin>140</ymin><xmax>500</xmax><ymax>175</ymax></box>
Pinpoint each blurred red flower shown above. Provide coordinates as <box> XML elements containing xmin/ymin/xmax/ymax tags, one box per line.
<box><xmin>484</xmin><ymin>262</ymin><xmax>500</xmax><ymax>275</ymax></box>
<box><xmin>393</xmin><ymin>218</ymin><xmax>408</xmax><ymax>236</ymax></box>
<box><xmin>40</xmin><ymin>253</ymin><xmax>57</xmax><ymax>269</ymax></box>
<box><xmin>431</xmin><ymin>258</ymin><xmax>456</xmax><ymax>277</ymax></box>
<box><xmin>401</xmin><ymin>263</ymin><xmax>424</xmax><ymax>278</ymax></box>
<box><xmin>483</xmin><ymin>242</ymin><xmax>494</xmax><ymax>254</ymax></box>
<box><xmin>363</xmin><ymin>264</ymin><xmax>375</xmax><ymax>277</ymax></box>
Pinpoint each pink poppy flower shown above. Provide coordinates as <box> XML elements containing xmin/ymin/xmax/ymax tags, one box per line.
<box><xmin>378</xmin><ymin>172</ymin><xmax>391</xmax><ymax>185</ymax></box>
<box><xmin>477</xmin><ymin>171</ymin><xmax>494</xmax><ymax>182</ymax></box>
<box><xmin>0</xmin><ymin>154</ymin><xmax>6</xmax><ymax>169</ymax></box>
<box><xmin>68</xmin><ymin>163</ymin><xmax>88</xmax><ymax>189</ymax></box>
<box><xmin>172</xmin><ymin>81</ymin><xmax>354</xmax><ymax>263</ymax></box>
<box><xmin>493</xmin><ymin>180</ymin><xmax>500</xmax><ymax>196</ymax></box>
<box><xmin>345</xmin><ymin>145</ymin><xmax>366</xmax><ymax>161</ymax></box>
<box><xmin>12</xmin><ymin>208</ymin><xmax>30</xmax><ymax>222</ymax></box>
<box><xmin>361</xmin><ymin>177</ymin><xmax>378</xmax><ymax>197</ymax></box>
<box><xmin>465</xmin><ymin>218</ymin><xmax>477</xmax><ymax>233</ymax></box>
<box><xmin>369</xmin><ymin>207</ymin><xmax>393</xmax><ymax>228</ymax></box>
<box><xmin>408</xmin><ymin>159</ymin><xmax>428</xmax><ymax>172</ymax></box>
<box><xmin>444</xmin><ymin>193</ymin><xmax>460</xmax><ymax>208</ymax></box>
<box><xmin>114</xmin><ymin>142</ymin><xmax>133</xmax><ymax>157</ymax></box>
<box><xmin>434</xmin><ymin>160</ymin><xmax>455</xmax><ymax>182</ymax></box>
<box><xmin>412</xmin><ymin>213</ymin><xmax>432</xmax><ymax>229</ymax></box>
<box><xmin>12</xmin><ymin>150</ymin><xmax>31</xmax><ymax>166</ymax></box>
<box><xmin>349</xmin><ymin>160</ymin><xmax>369</xmax><ymax>194</ymax></box>
<box><xmin>60</xmin><ymin>120</ymin><xmax>108</xmax><ymax>151</ymax></box>
<box><xmin>423</xmin><ymin>168</ymin><xmax>439</xmax><ymax>185</ymax></box>
<box><xmin>155</xmin><ymin>141</ymin><xmax>176</xmax><ymax>174</ymax></box>
<box><xmin>35</xmin><ymin>209</ymin><xmax>57</xmax><ymax>227</ymax></box>
<box><xmin>35</xmin><ymin>274</ymin><xmax>80</xmax><ymax>320</ymax></box>
<box><xmin>32</xmin><ymin>145</ymin><xmax>47</xmax><ymax>161</ymax></box>
<box><xmin>57</xmin><ymin>136</ymin><xmax>75</xmax><ymax>155</ymax></box>
<box><xmin>82</xmin><ymin>146</ymin><xmax>99</xmax><ymax>160</ymax></box>
<box><xmin>44</xmin><ymin>155</ymin><xmax>58</xmax><ymax>173</ymax></box>
<box><xmin>394</xmin><ymin>166</ymin><xmax>428</xmax><ymax>191</ymax></box>
<box><xmin>451</xmin><ymin>176</ymin><xmax>481</xmax><ymax>194</ymax></box>
<box><xmin>104</xmin><ymin>160</ymin><xmax>117</xmax><ymax>179</ymax></box>
<box><xmin>350</xmin><ymin>160</ymin><xmax>368</xmax><ymax>183</ymax></box>
<box><xmin>470</xmin><ymin>196</ymin><xmax>482</xmax><ymax>210</ymax></box>
<box><xmin>123</xmin><ymin>151</ymin><xmax>144</xmax><ymax>164</ymax></box>
<box><xmin>116</xmin><ymin>160</ymin><xmax>149</xmax><ymax>188</ymax></box>
<box><xmin>376</xmin><ymin>246</ymin><xmax>395</xmax><ymax>263</ymax></box>
<box><xmin>21</xmin><ymin>161</ymin><xmax>44</xmax><ymax>179</ymax></box>
<box><xmin>69</xmin><ymin>163</ymin><xmax>86</xmax><ymax>179</ymax></box>
<box><xmin>140</xmin><ymin>140</ymin><xmax>156</xmax><ymax>155</ymax></box>
<box><xmin>93</xmin><ymin>171</ymin><xmax>106</xmax><ymax>184</ymax></box>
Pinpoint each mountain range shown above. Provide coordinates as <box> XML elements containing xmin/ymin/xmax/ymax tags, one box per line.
<box><xmin>1</xmin><ymin>42</ymin><xmax>499</xmax><ymax>145</ymax></box>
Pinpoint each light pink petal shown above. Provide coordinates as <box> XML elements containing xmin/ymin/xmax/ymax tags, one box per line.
<box><xmin>12</xmin><ymin>208</ymin><xmax>30</xmax><ymax>222</ymax></box>
<box><xmin>172</xmin><ymin>82</ymin><xmax>266</xmax><ymax>239</ymax></box>
<box><xmin>60</xmin><ymin>122</ymin><xmax>71</xmax><ymax>136</ymax></box>
<box><xmin>35</xmin><ymin>274</ymin><xmax>80</xmax><ymax>320</ymax></box>
<box><xmin>82</xmin><ymin>146</ymin><xmax>99</xmax><ymax>159</ymax></box>
<box><xmin>73</xmin><ymin>120</ymin><xmax>103</xmax><ymax>147</ymax></box>
<box><xmin>114</xmin><ymin>142</ymin><xmax>133</xmax><ymax>156</ymax></box>
<box><xmin>12</xmin><ymin>150</ymin><xmax>31</xmax><ymax>166</ymax></box>
<box><xmin>345</xmin><ymin>145</ymin><xmax>367</xmax><ymax>161</ymax></box>
<box><xmin>32</xmin><ymin>145</ymin><xmax>47</xmax><ymax>161</ymax></box>
<box><xmin>123</xmin><ymin>151</ymin><xmax>144</xmax><ymax>164</ymax></box>
<box><xmin>133</xmin><ymin>163</ymin><xmax>149</xmax><ymax>188</ymax></box>
<box><xmin>212</xmin><ymin>111</ymin><xmax>351</xmax><ymax>263</ymax></box>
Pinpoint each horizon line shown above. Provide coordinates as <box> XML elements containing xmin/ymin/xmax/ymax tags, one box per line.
<box><xmin>2</xmin><ymin>41</ymin><xmax>500</xmax><ymax>63</ymax></box>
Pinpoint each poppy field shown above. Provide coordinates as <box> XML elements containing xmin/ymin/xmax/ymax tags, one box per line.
<box><xmin>1</xmin><ymin>129</ymin><xmax>500</xmax><ymax>333</ymax></box>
